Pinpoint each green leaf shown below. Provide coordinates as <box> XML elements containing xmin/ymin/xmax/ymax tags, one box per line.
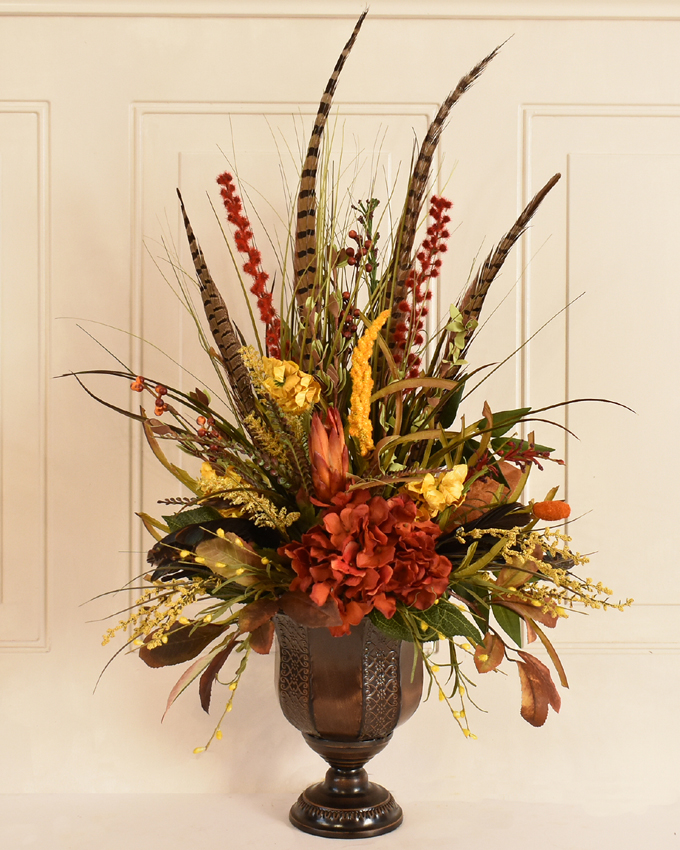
<box><xmin>419</xmin><ymin>599</ymin><xmax>483</xmax><ymax>644</ymax></box>
<box><xmin>492</xmin><ymin>604</ymin><xmax>523</xmax><ymax>647</ymax></box>
<box><xmin>371</xmin><ymin>376</ymin><xmax>461</xmax><ymax>403</ymax></box>
<box><xmin>438</xmin><ymin>384</ymin><xmax>465</xmax><ymax>429</ymax></box>
<box><xmin>162</xmin><ymin>506</ymin><xmax>223</xmax><ymax>532</ymax></box>
<box><xmin>480</xmin><ymin>408</ymin><xmax>531</xmax><ymax>438</ymax></box>
<box><xmin>369</xmin><ymin>609</ymin><xmax>415</xmax><ymax>642</ymax></box>
<box><xmin>451</xmin><ymin>584</ymin><xmax>490</xmax><ymax>635</ymax></box>
<box><xmin>142</xmin><ymin>419</ymin><xmax>201</xmax><ymax>495</ymax></box>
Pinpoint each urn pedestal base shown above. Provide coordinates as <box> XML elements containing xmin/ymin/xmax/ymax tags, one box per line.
<box><xmin>275</xmin><ymin>616</ymin><xmax>423</xmax><ymax>839</ymax></box>
<box><xmin>289</xmin><ymin>736</ymin><xmax>402</xmax><ymax>838</ymax></box>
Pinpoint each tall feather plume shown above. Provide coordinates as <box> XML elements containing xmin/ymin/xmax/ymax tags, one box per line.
<box><xmin>440</xmin><ymin>172</ymin><xmax>561</xmax><ymax>378</ymax></box>
<box><xmin>386</xmin><ymin>42</ymin><xmax>504</xmax><ymax>327</ymax></box>
<box><xmin>293</xmin><ymin>11</ymin><xmax>367</xmax><ymax>314</ymax></box>
<box><xmin>176</xmin><ymin>188</ymin><xmax>257</xmax><ymax>417</ymax></box>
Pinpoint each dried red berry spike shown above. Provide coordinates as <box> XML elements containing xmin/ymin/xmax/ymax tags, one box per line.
<box><xmin>216</xmin><ymin>171</ymin><xmax>281</xmax><ymax>358</ymax></box>
<box><xmin>393</xmin><ymin>194</ymin><xmax>454</xmax><ymax>372</ymax></box>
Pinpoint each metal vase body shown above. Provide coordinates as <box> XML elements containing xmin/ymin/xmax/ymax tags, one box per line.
<box><xmin>274</xmin><ymin>614</ymin><xmax>423</xmax><ymax>838</ymax></box>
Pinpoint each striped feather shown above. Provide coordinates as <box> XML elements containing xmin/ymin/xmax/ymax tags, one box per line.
<box><xmin>176</xmin><ymin>189</ymin><xmax>256</xmax><ymax>416</ymax></box>
<box><xmin>441</xmin><ymin>172</ymin><xmax>561</xmax><ymax>378</ymax></box>
<box><xmin>293</xmin><ymin>11</ymin><xmax>367</xmax><ymax>310</ymax></box>
<box><xmin>387</xmin><ymin>42</ymin><xmax>503</xmax><ymax>322</ymax></box>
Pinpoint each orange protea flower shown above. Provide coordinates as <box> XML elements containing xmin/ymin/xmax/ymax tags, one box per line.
<box><xmin>533</xmin><ymin>500</ymin><xmax>571</xmax><ymax>521</ymax></box>
<box><xmin>310</xmin><ymin>407</ymin><xmax>349</xmax><ymax>505</ymax></box>
<box><xmin>348</xmin><ymin>309</ymin><xmax>390</xmax><ymax>455</ymax></box>
<box><xmin>279</xmin><ymin>490</ymin><xmax>452</xmax><ymax>635</ymax></box>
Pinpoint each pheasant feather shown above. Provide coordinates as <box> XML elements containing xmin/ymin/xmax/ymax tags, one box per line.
<box><xmin>293</xmin><ymin>10</ymin><xmax>367</xmax><ymax>312</ymax></box>
<box><xmin>441</xmin><ymin>172</ymin><xmax>561</xmax><ymax>378</ymax></box>
<box><xmin>386</xmin><ymin>42</ymin><xmax>504</xmax><ymax>323</ymax></box>
<box><xmin>176</xmin><ymin>188</ymin><xmax>257</xmax><ymax>417</ymax></box>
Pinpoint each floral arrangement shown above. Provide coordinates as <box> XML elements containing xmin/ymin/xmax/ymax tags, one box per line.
<box><xmin>87</xmin><ymin>12</ymin><xmax>631</xmax><ymax>750</ymax></box>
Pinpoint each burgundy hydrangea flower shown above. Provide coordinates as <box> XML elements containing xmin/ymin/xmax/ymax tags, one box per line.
<box><xmin>279</xmin><ymin>490</ymin><xmax>452</xmax><ymax>635</ymax></box>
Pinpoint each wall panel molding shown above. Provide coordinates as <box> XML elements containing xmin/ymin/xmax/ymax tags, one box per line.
<box><xmin>3</xmin><ymin>0</ymin><xmax>680</xmax><ymax>20</ymax></box>
<box><xmin>0</xmin><ymin>101</ymin><xmax>49</xmax><ymax>650</ymax></box>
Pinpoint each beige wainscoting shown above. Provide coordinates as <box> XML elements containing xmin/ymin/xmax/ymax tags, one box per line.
<box><xmin>0</xmin><ymin>2</ymin><xmax>677</xmax><ymax>845</ymax></box>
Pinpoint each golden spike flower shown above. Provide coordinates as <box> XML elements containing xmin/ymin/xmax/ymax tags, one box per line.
<box><xmin>348</xmin><ymin>310</ymin><xmax>390</xmax><ymax>456</ymax></box>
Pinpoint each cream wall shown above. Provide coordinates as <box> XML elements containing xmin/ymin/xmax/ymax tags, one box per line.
<box><xmin>0</xmin><ymin>0</ymin><xmax>677</xmax><ymax>841</ymax></box>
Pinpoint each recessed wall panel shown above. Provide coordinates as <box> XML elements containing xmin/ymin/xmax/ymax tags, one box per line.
<box><xmin>0</xmin><ymin>105</ymin><xmax>48</xmax><ymax>648</ymax></box>
<box><xmin>523</xmin><ymin>107</ymin><xmax>680</xmax><ymax>649</ymax></box>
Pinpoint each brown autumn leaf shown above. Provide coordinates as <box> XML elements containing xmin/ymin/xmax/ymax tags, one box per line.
<box><xmin>199</xmin><ymin>636</ymin><xmax>239</xmax><ymax>714</ymax></box>
<box><xmin>279</xmin><ymin>590</ymin><xmax>343</xmax><ymax>628</ymax></box>
<box><xmin>139</xmin><ymin>622</ymin><xmax>228</xmax><ymax>668</ymax></box>
<box><xmin>495</xmin><ymin>598</ymin><xmax>558</xmax><ymax>630</ymax></box>
<box><xmin>448</xmin><ymin>462</ymin><xmax>523</xmax><ymax>527</ymax></box>
<box><xmin>148</xmin><ymin>421</ymin><xmax>176</xmax><ymax>437</ymax></box>
<box><xmin>190</xmin><ymin>388</ymin><xmax>211</xmax><ymax>407</ymax></box>
<box><xmin>238</xmin><ymin>598</ymin><xmax>280</xmax><ymax>634</ymax></box>
<box><xmin>474</xmin><ymin>631</ymin><xmax>505</xmax><ymax>673</ymax></box>
<box><xmin>250</xmin><ymin>620</ymin><xmax>275</xmax><ymax>655</ymax></box>
<box><xmin>496</xmin><ymin>555</ymin><xmax>537</xmax><ymax>589</ymax></box>
<box><xmin>195</xmin><ymin>534</ymin><xmax>263</xmax><ymax>573</ymax></box>
<box><xmin>515</xmin><ymin>650</ymin><xmax>561</xmax><ymax>727</ymax></box>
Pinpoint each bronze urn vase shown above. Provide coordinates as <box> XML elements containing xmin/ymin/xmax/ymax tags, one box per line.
<box><xmin>274</xmin><ymin>613</ymin><xmax>423</xmax><ymax>838</ymax></box>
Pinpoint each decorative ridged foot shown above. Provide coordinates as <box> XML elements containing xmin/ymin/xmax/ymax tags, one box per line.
<box><xmin>290</xmin><ymin>771</ymin><xmax>403</xmax><ymax>839</ymax></box>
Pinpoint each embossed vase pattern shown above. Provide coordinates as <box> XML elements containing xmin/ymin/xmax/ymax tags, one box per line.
<box><xmin>275</xmin><ymin>614</ymin><xmax>423</xmax><ymax>838</ymax></box>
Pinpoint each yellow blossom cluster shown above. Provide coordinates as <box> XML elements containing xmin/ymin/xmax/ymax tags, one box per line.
<box><xmin>197</xmin><ymin>462</ymin><xmax>244</xmax><ymax>518</ymax></box>
<box><xmin>261</xmin><ymin>357</ymin><xmax>321</xmax><ymax>415</ymax></box>
<box><xmin>101</xmin><ymin>578</ymin><xmax>206</xmax><ymax>649</ymax></box>
<box><xmin>198</xmin><ymin>461</ymin><xmax>299</xmax><ymax>533</ymax></box>
<box><xmin>453</xmin><ymin>525</ymin><xmax>633</xmax><ymax>613</ymax></box>
<box><xmin>406</xmin><ymin>465</ymin><xmax>467</xmax><ymax>518</ymax></box>
<box><xmin>243</xmin><ymin>413</ymin><xmax>294</xmax><ymax>477</ymax></box>
<box><xmin>348</xmin><ymin>310</ymin><xmax>390</xmax><ymax>456</ymax></box>
<box><xmin>198</xmin><ymin>461</ymin><xmax>242</xmax><ymax>494</ymax></box>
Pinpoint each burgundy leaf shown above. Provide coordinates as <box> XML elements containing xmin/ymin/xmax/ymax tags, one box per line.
<box><xmin>279</xmin><ymin>590</ymin><xmax>343</xmax><ymax>628</ymax></box>
<box><xmin>250</xmin><ymin>620</ymin><xmax>275</xmax><ymax>655</ymax></box>
<box><xmin>198</xmin><ymin>635</ymin><xmax>239</xmax><ymax>714</ymax></box>
<box><xmin>238</xmin><ymin>598</ymin><xmax>280</xmax><ymax>634</ymax></box>
<box><xmin>139</xmin><ymin>622</ymin><xmax>228</xmax><ymax>668</ymax></box>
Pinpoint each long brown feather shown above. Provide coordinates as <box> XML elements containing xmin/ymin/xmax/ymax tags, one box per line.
<box><xmin>176</xmin><ymin>189</ymin><xmax>257</xmax><ymax>416</ymax></box>
<box><xmin>440</xmin><ymin>172</ymin><xmax>561</xmax><ymax>378</ymax></box>
<box><xmin>293</xmin><ymin>11</ymin><xmax>367</xmax><ymax>311</ymax></box>
<box><xmin>386</xmin><ymin>42</ymin><xmax>504</xmax><ymax>322</ymax></box>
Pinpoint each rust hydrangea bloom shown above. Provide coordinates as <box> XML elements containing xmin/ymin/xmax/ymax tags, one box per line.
<box><xmin>279</xmin><ymin>490</ymin><xmax>452</xmax><ymax>634</ymax></box>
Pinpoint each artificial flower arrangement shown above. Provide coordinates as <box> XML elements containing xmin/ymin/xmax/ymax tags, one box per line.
<box><xmin>85</xmin><ymin>12</ymin><xmax>631</xmax><ymax>750</ymax></box>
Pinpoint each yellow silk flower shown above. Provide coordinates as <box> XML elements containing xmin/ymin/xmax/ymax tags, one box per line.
<box><xmin>406</xmin><ymin>465</ymin><xmax>467</xmax><ymax>518</ymax></box>
<box><xmin>262</xmin><ymin>358</ymin><xmax>321</xmax><ymax>415</ymax></box>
